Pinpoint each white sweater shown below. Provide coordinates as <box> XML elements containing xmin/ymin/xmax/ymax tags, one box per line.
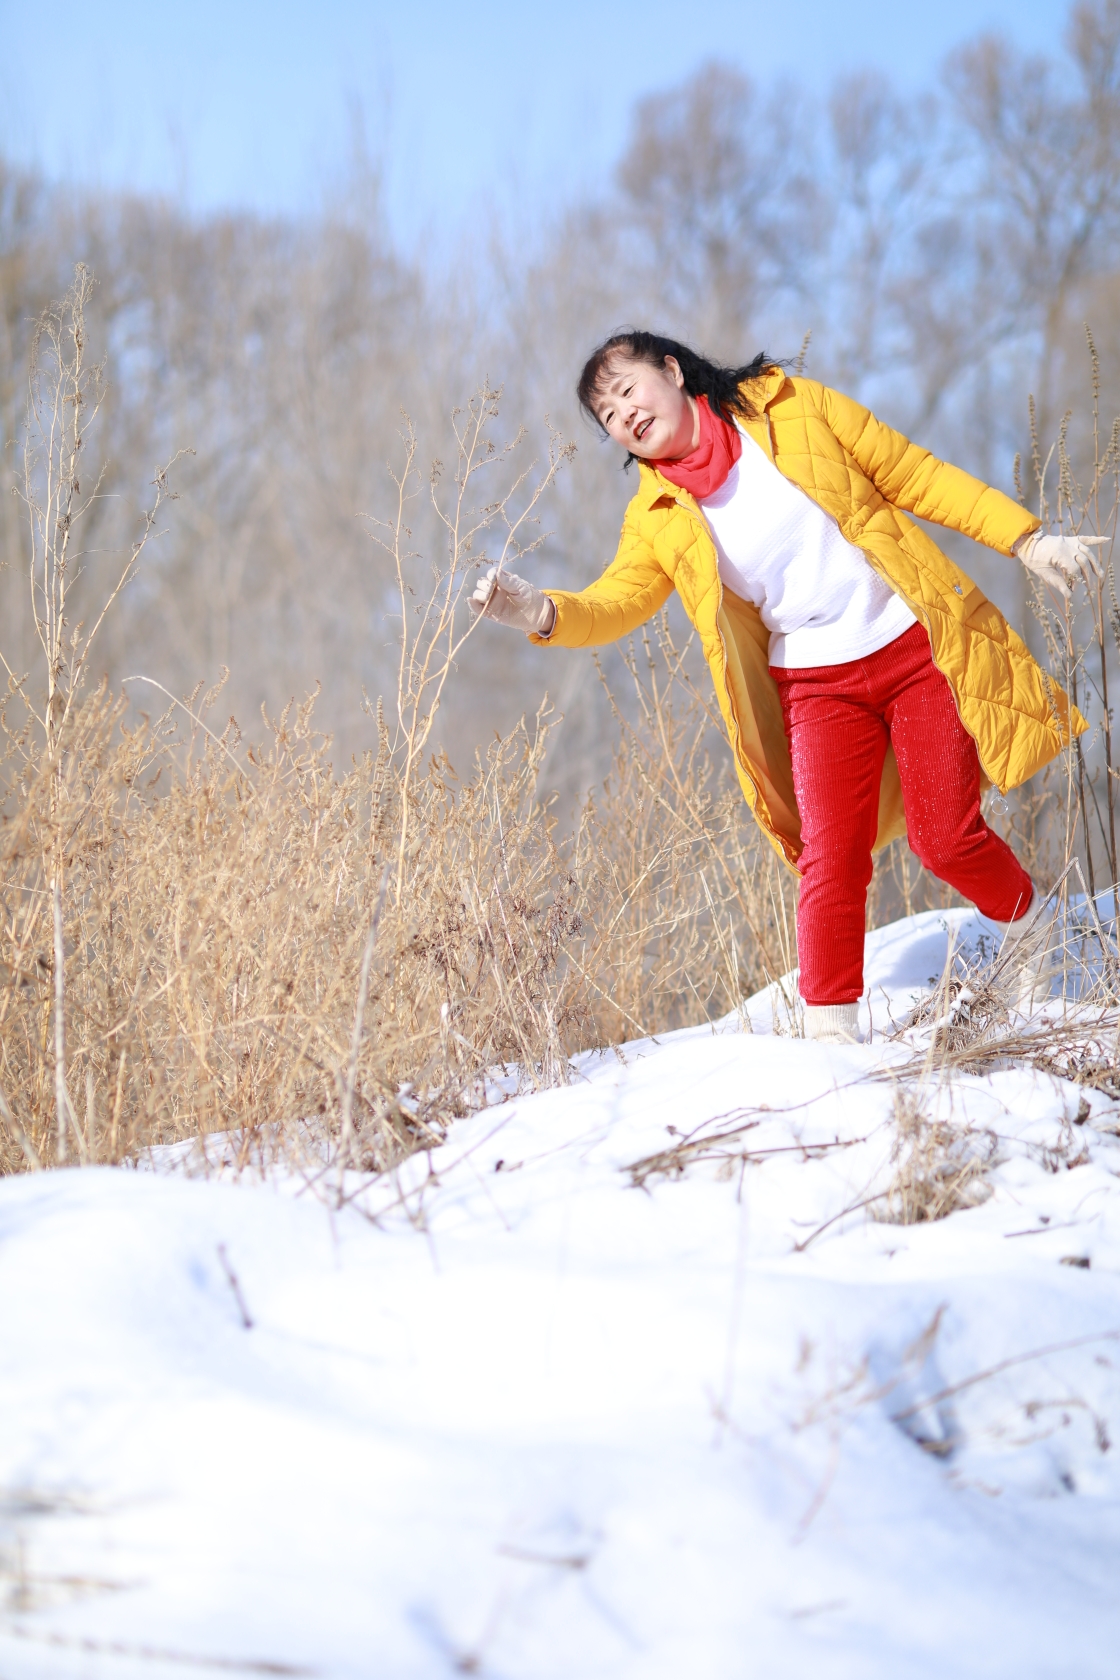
<box><xmin>699</xmin><ymin>431</ymin><xmax>916</xmax><ymax>668</ymax></box>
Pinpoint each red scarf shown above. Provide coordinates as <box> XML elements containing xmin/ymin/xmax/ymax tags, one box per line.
<box><xmin>652</xmin><ymin>395</ymin><xmax>742</xmax><ymax>499</ymax></box>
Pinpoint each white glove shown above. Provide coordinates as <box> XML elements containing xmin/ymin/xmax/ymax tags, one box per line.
<box><xmin>1014</xmin><ymin>530</ymin><xmax>1107</xmax><ymax>598</ymax></box>
<box><xmin>469</xmin><ymin>566</ymin><xmax>555</xmax><ymax>636</ymax></box>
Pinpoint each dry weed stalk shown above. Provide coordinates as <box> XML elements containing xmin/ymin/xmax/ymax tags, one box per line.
<box><xmin>10</xmin><ymin>266</ymin><xmax>183</xmax><ymax>766</ymax></box>
<box><xmin>872</xmin><ymin>1086</ymin><xmax>995</xmax><ymax>1225</ymax></box>
<box><xmin>1023</xmin><ymin>327</ymin><xmax>1120</xmax><ymax>914</ymax></box>
<box><xmin>625</xmin><ymin>1117</ymin><xmax>872</xmax><ymax>1191</ymax></box>
<box><xmin>366</xmin><ymin>388</ymin><xmax>573</xmax><ymax>903</ymax></box>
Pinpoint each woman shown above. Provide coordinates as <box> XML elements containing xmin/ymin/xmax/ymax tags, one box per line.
<box><xmin>470</xmin><ymin>332</ymin><xmax>1101</xmax><ymax>1042</ymax></box>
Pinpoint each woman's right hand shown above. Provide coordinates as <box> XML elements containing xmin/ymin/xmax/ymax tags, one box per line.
<box><xmin>469</xmin><ymin>566</ymin><xmax>556</xmax><ymax>636</ymax></box>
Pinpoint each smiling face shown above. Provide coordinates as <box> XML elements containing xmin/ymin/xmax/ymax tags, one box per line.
<box><xmin>592</xmin><ymin>352</ymin><xmax>700</xmax><ymax>460</ymax></box>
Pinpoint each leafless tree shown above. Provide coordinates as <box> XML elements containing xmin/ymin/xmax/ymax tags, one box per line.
<box><xmin>2</xmin><ymin>0</ymin><xmax>1119</xmax><ymax>796</ymax></box>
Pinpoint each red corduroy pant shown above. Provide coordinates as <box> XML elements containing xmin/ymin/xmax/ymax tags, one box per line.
<box><xmin>770</xmin><ymin>621</ymin><xmax>1033</xmax><ymax>1006</ymax></box>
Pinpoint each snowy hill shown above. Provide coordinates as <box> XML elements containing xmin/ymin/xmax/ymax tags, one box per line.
<box><xmin>0</xmin><ymin>910</ymin><xmax>1118</xmax><ymax>1678</ymax></box>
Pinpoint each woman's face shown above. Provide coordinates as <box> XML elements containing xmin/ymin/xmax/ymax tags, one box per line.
<box><xmin>593</xmin><ymin>353</ymin><xmax>699</xmax><ymax>460</ymax></box>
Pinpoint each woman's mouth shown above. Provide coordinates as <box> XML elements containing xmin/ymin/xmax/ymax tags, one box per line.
<box><xmin>635</xmin><ymin>417</ymin><xmax>653</xmax><ymax>442</ymax></box>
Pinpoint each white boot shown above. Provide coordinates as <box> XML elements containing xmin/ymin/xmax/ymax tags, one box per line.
<box><xmin>803</xmin><ymin>1002</ymin><xmax>860</xmax><ymax>1044</ymax></box>
<box><xmin>984</xmin><ymin>888</ymin><xmax>1059</xmax><ymax>1017</ymax></box>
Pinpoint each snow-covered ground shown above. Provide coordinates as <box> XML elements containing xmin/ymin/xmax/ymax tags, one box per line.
<box><xmin>1</xmin><ymin>910</ymin><xmax>1118</xmax><ymax>1678</ymax></box>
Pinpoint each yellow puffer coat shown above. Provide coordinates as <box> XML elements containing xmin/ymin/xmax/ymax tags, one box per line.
<box><xmin>532</xmin><ymin>369</ymin><xmax>1082</xmax><ymax>869</ymax></box>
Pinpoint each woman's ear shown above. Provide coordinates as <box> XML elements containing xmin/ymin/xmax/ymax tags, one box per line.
<box><xmin>664</xmin><ymin>355</ymin><xmax>685</xmax><ymax>389</ymax></box>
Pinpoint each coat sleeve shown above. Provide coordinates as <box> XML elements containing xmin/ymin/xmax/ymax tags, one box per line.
<box><xmin>528</xmin><ymin>510</ymin><xmax>674</xmax><ymax>648</ymax></box>
<box><xmin>811</xmin><ymin>381</ymin><xmax>1040</xmax><ymax>557</ymax></box>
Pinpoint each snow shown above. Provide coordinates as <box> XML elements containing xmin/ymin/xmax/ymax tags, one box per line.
<box><xmin>1</xmin><ymin>910</ymin><xmax>1118</xmax><ymax>1678</ymax></box>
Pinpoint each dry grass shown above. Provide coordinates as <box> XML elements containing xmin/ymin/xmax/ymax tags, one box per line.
<box><xmin>871</xmin><ymin>1087</ymin><xmax>996</xmax><ymax>1225</ymax></box>
<box><xmin>0</xmin><ymin>625</ymin><xmax>796</xmax><ymax>1182</ymax></box>
<box><xmin>0</xmin><ymin>640</ymin><xmax>801</xmax><ymax>1177</ymax></box>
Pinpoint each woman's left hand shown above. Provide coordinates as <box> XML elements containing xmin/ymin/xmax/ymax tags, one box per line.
<box><xmin>469</xmin><ymin>566</ymin><xmax>556</xmax><ymax>636</ymax></box>
<box><xmin>1014</xmin><ymin>530</ymin><xmax>1108</xmax><ymax>598</ymax></box>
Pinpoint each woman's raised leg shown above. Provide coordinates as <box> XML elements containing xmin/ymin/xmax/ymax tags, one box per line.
<box><xmin>881</xmin><ymin>627</ymin><xmax>1033</xmax><ymax>922</ymax></box>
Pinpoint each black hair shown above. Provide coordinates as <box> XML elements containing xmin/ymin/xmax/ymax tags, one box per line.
<box><xmin>576</xmin><ymin>330</ymin><xmax>782</xmax><ymax>462</ymax></box>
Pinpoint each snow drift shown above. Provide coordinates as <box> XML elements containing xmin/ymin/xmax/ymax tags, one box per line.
<box><xmin>0</xmin><ymin>909</ymin><xmax>1118</xmax><ymax>1678</ymax></box>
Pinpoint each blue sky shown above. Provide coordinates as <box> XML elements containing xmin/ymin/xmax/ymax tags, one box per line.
<box><xmin>0</xmin><ymin>0</ymin><xmax>1073</xmax><ymax>247</ymax></box>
